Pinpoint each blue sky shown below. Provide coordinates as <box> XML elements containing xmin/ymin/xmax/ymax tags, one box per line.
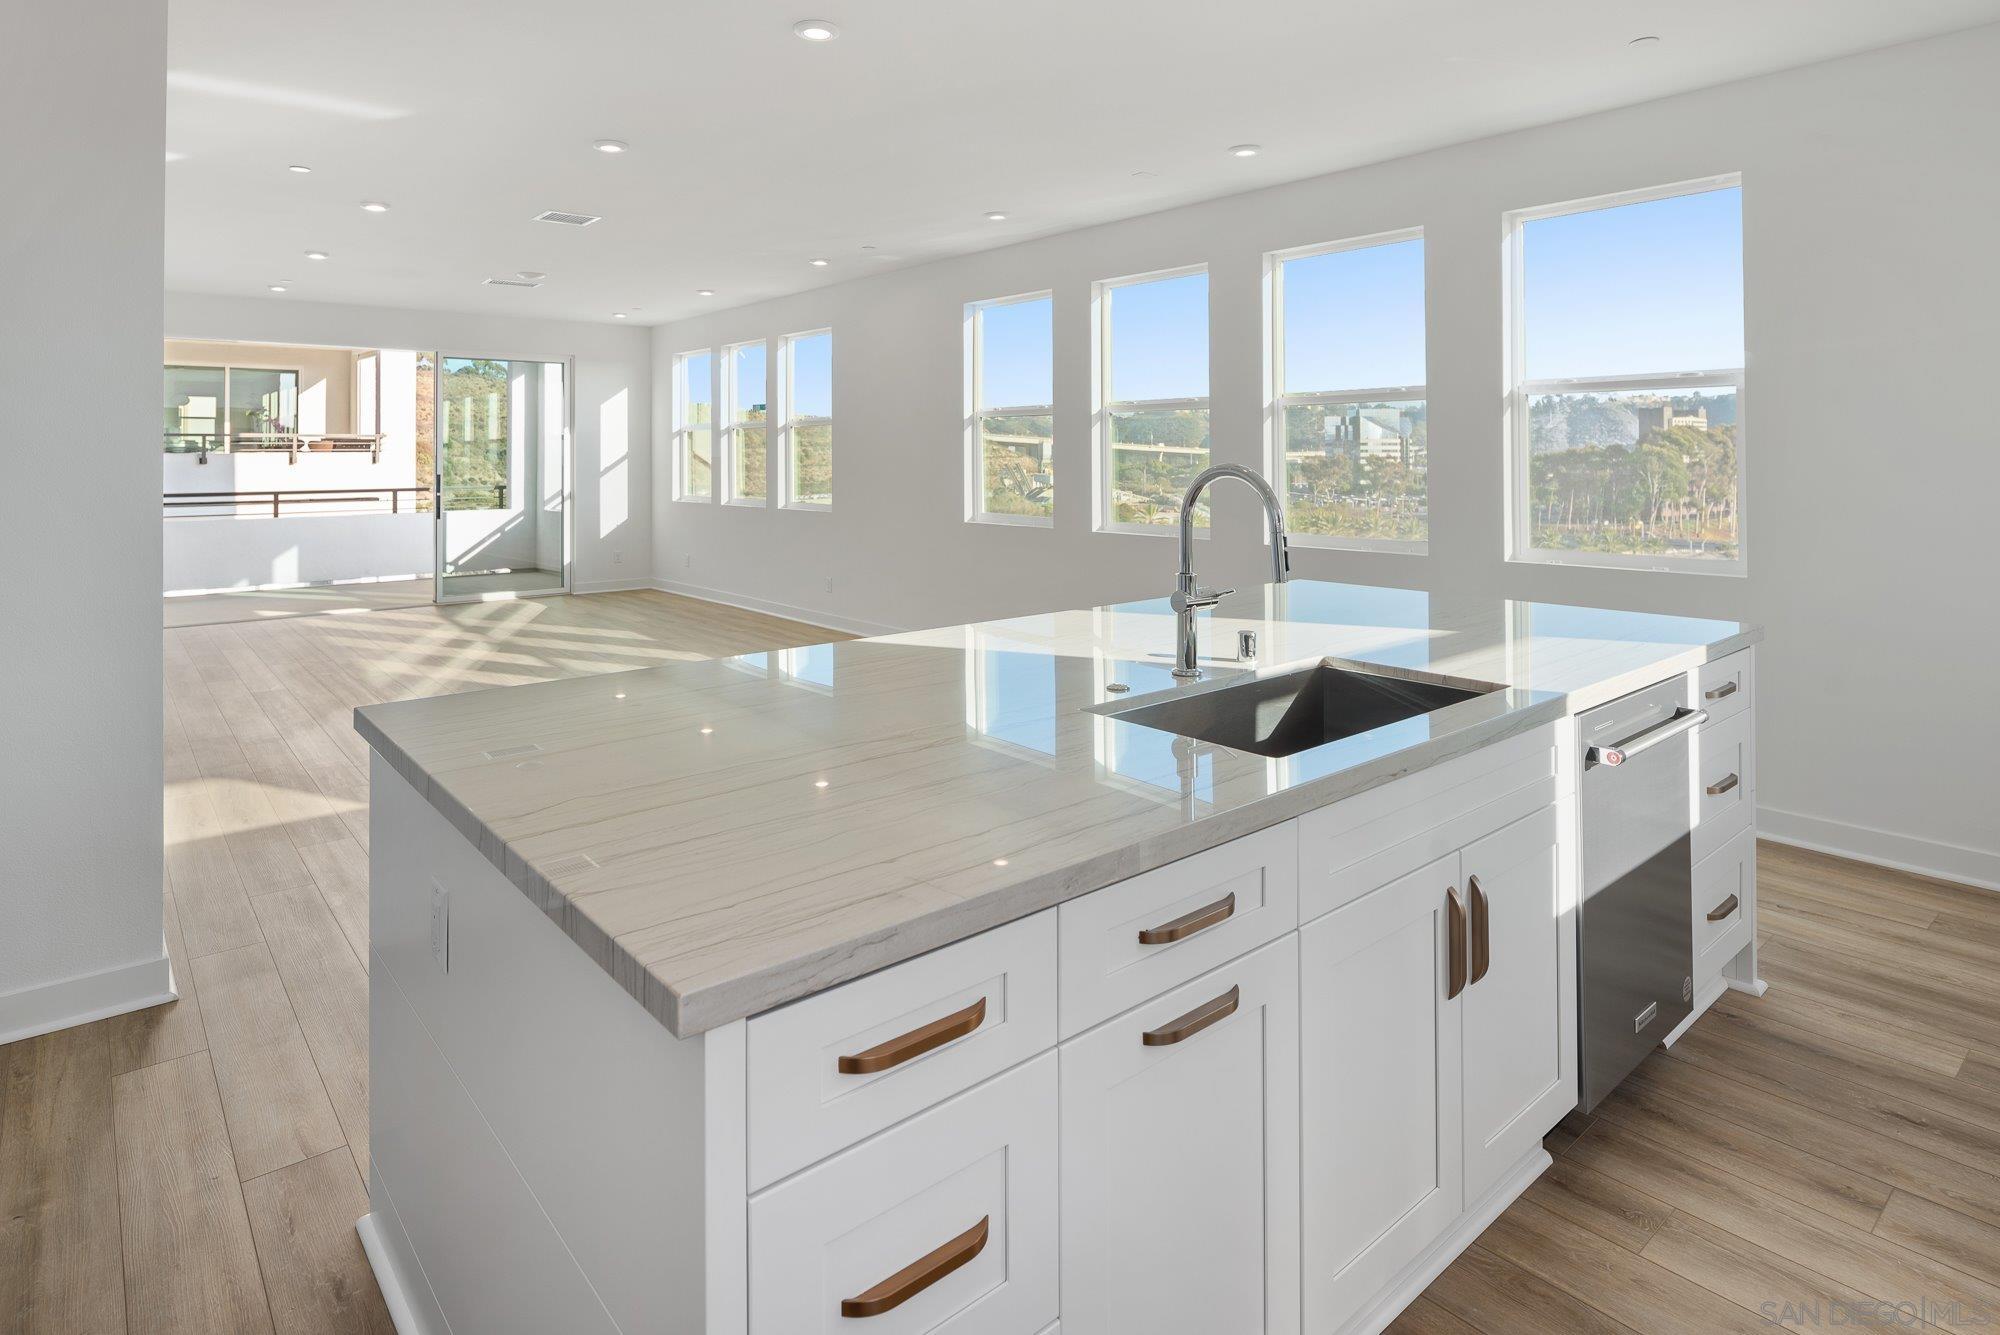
<box><xmin>1283</xmin><ymin>237</ymin><xmax>1426</xmax><ymax>392</ymax></box>
<box><xmin>979</xmin><ymin>297</ymin><xmax>1053</xmax><ymax>408</ymax></box>
<box><xmin>729</xmin><ymin>341</ymin><xmax>765</xmax><ymax>415</ymax></box>
<box><xmin>682</xmin><ymin>350</ymin><xmax>711</xmax><ymax>407</ymax></box>
<box><xmin>790</xmin><ymin>332</ymin><xmax>832</xmax><ymax>417</ymax></box>
<box><xmin>1526</xmin><ymin>185</ymin><xmax>1743</xmax><ymax>379</ymax></box>
<box><xmin>1110</xmin><ymin>271</ymin><xmax>1208</xmax><ymax>400</ymax></box>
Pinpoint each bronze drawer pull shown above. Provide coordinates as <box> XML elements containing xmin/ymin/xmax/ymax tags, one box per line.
<box><xmin>1138</xmin><ymin>892</ymin><xmax>1236</xmax><ymax>946</ymax></box>
<box><xmin>1142</xmin><ymin>985</ymin><xmax>1240</xmax><ymax>1047</ymax></box>
<box><xmin>1468</xmin><ymin>876</ymin><xmax>1491</xmax><ymax>986</ymax></box>
<box><xmin>1707</xmin><ymin>894</ymin><xmax>1741</xmax><ymax>923</ymax></box>
<box><xmin>838</xmin><ymin>997</ymin><xmax>987</xmax><ymax>1075</ymax></box>
<box><xmin>1704</xmin><ymin>679</ymin><xmax>1739</xmax><ymax>701</ymax></box>
<box><xmin>839</xmin><ymin>1216</ymin><xmax>989</xmax><ymax>1318</ymax></box>
<box><xmin>1705</xmin><ymin>772</ymin><xmax>1740</xmax><ymax>796</ymax></box>
<box><xmin>1446</xmin><ymin>886</ymin><xmax>1467</xmax><ymax>1000</ymax></box>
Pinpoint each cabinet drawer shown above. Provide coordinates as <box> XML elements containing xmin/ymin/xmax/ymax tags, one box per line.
<box><xmin>1694</xmin><ymin>826</ymin><xmax>1756</xmax><ymax>990</ymax></box>
<box><xmin>748</xmin><ymin>1053</ymin><xmax>1059</xmax><ymax>1335</ymax></box>
<box><xmin>1692</xmin><ymin>707</ymin><xmax>1755</xmax><ymax>864</ymax></box>
<box><xmin>747</xmin><ymin>910</ymin><xmax>1056</xmax><ymax>1189</ymax></box>
<box><xmin>1695</xmin><ymin>649</ymin><xmax>1753</xmax><ymax>726</ymax></box>
<box><xmin>1058</xmin><ymin>821</ymin><xmax>1297</xmax><ymax>1037</ymax></box>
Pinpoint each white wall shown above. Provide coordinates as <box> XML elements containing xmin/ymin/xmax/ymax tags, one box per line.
<box><xmin>0</xmin><ymin>0</ymin><xmax>172</xmax><ymax>1039</ymax></box>
<box><xmin>166</xmin><ymin>293</ymin><xmax>654</xmax><ymax>593</ymax></box>
<box><xmin>653</xmin><ymin>24</ymin><xmax>2000</xmax><ymax>888</ymax></box>
<box><xmin>165</xmin><ymin>513</ymin><xmax>433</xmax><ymax>593</ymax></box>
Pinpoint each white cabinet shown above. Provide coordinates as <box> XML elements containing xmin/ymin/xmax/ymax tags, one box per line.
<box><xmin>747</xmin><ymin>1053</ymin><xmax>1059</xmax><ymax>1335</ymax></box>
<box><xmin>1059</xmin><ymin>937</ymin><xmax>1300</xmax><ymax>1335</ymax></box>
<box><xmin>1299</xmin><ymin>852</ymin><xmax>1464</xmax><ymax>1330</ymax></box>
<box><xmin>1459</xmin><ymin>806</ymin><xmax>1572</xmax><ymax>1203</ymax></box>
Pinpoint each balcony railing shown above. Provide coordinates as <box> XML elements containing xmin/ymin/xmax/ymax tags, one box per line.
<box><xmin>163</xmin><ymin>483</ymin><xmax>509</xmax><ymax>518</ymax></box>
<box><xmin>164</xmin><ymin>432</ymin><xmax>386</xmax><ymax>463</ymax></box>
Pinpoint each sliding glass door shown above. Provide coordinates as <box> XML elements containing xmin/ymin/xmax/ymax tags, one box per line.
<box><xmin>433</xmin><ymin>355</ymin><xmax>569</xmax><ymax>602</ymax></box>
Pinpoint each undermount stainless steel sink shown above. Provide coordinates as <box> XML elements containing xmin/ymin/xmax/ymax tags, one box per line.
<box><xmin>1099</xmin><ymin>661</ymin><xmax>1501</xmax><ymax>759</ymax></box>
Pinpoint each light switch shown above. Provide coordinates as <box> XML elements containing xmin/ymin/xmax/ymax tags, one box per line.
<box><xmin>430</xmin><ymin>879</ymin><xmax>449</xmax><ymax>972</ymax></box>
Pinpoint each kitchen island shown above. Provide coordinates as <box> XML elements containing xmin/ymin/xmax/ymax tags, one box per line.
<box><xmin>353</xmin><ymin>580</ymin><xmax>1762</xmax><ymax>1335</ymax></box>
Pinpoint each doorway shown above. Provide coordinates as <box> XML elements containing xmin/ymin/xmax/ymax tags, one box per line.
<box><xmin>432</xmin><ymin>355</ymin><xmax>570</xmax><ymax>602</ymax></box>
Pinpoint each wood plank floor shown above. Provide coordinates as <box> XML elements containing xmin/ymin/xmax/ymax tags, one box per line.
<box><xmin>3</xmin><ymin>589</ymin><xmax>1996</xmax><ymax>1332</ymax></box>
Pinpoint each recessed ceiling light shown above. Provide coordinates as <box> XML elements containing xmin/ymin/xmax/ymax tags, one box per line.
<box><xmin>1131</xmin><ymin>170</ymin><xmax>1158</xmax><ymax>179</ymax></box>
<box><xmin>593</xmin><ymin>139</ymin><xmax>629</xmax><ymax>154</ymax></box>
<box><xmin>516</xmin><ymin>270</ymin><xmax>546</xmax><ymax>281</ymax></box>
<box><xmin>993</xmin><ymin>858</ymin><xmax>1009</xmax><ymax>867</ymax></box>
<box><xmin>613</xmin><ymin>312</ymin><xmax>627</xmax><ymax>319</ymax></box>
<box><xmin>268</xmin><ymin>283</ymin><xmax>288</xmax><ymax>293</ymax></box>
<box><xmin>360</xmin><ymin>200</ymin><xmax>389</xmax><ymax>212</ymax></box>
<box><xmin>814</xmin><ymin>779</ymin><xmax>830</xmax><ymax>788</ymax></box>
<box><xmin>1227</xmin><ymin>144</ymin><xmax>1261</xmax><ymax>158</ymax></box>
<box><xmin>983</xmin><ymin>211</ymin><xmax>1009</xmax><ymax>222</ymax></box>
<box><xmin>696</xmin><ymin>288</ymin><xmax>716</xmax><ymax>297</ymax></box>
<box><xmin>699</xmin><ymin>725</ymin><xmax>714</xmax><ymax>734</ymax></box>
<box><xmin>1629</xmin><ymin>34</ymin><xmax>1661</xmax><ymax>45</ymax></box>
<box><xmin>304</xmin><ymin>250</ymin><xmax>329</xmax><ymax>261</ymax></box>
<box><xmin>792</xmin><ymin>19</ymin><xmax>838</xmax><ymax>40</ymax></box>
<box><xmin>287</xmin><ymin>164</ymin><xmax>311</xmax><ymax>174</ymax></box>
<box><xmin>808</xmin><ymin>257</ymin><xmax>830</xmax><ymax>267</ymax></box>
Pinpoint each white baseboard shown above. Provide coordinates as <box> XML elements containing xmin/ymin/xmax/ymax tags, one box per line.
<box><xmin>1342</xmin><ymin>1145</ymin><xmax>1553</xmax><ymax>1335</ymax></box>
<box><xmin>0</xmin><ymin>952</ymin><xmax>175</xmax><ymax>1046</ymax></box>
<box><xmin>358</xmin><ymin>1208</ymin><xmax>434</xmax><ymax>1335</ymax></box>
<box><xmin>1757</xmin><ymin>804</ymin><xmax>1999</xmax><ymax>892</ymax></box>
<box><xmin>648</xmin><ymin>578</ymin><xmax>904</xmax><ymax>639</ymax></box>
<box><xmin>166</xmin><ymin>572</ymin><xmax>432</xmax><ymax>597</ymax></box>
<box><xmin>571</xmin><ymin>576</ymin><xmax>655</xmax><ymax>595</ymax></box>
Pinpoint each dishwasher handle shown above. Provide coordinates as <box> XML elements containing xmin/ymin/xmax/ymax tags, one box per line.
<box><xmin>1587</xmin><ymin>707</ymin><xmax>1708</xmax><ymax>769</ymax></box>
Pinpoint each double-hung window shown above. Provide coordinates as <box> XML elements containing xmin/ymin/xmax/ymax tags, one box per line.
<box><xmin>672</xmin><ymin>349</ymin><xmax>714</xmax><ymax>501</ymax></box>
<box><xmin>966</xmin><ymin>291</ymin><xmax>1054</xmax><ymax>525</ymax></box>
<box><xmin>721</xmin><ymin>338</ymin><xmax>768</xmax><ymax>505</ymax></box>
<box><xmin>1506</xmin><ymin>176</ymin><xmax>1745</xmax><ymax>570</ymax></box>
<box><xmin>781</xmin><ymin>329</ymin><xmax>833</xmax><ymax>508</ymax></box>
<box><xmin>1095</xmin><ymin>266</ymin><xmax>1209</xmax><ymax>532</ymax></box>
<box><xmin>1269</xmin><ymin>229</ymin><xmax>1427</xmax><ymax>551</ymax></box>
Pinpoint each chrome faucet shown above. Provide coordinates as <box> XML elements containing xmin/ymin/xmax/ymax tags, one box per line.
<box><xmin>1170</xmin><ymin>464</ymin><xmax>1291</xmax><ymax>678</ymax></box>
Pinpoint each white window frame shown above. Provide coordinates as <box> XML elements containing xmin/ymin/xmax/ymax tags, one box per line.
<box><xmin>1265</xmin><ymin>226</ymin><xmax>1428</xmax><ymax>556</ymax></box>
<box><xmin>778</xmin><ymin>328</ymin><xmax>833</xmax><ymax>511</ymax></box>
<box><xmin>720</xmin><ymin>337</ymin><xmax>770</xmax><ymax>508</ymax></box>
<box><xmin>965</xmin><ymin>291</ymin><xmax>1055</xmax><ymax>528</ymax></box>
<box><xmin>1092</xmin><ymin>263</ymin><xmax>1210</xmax><ymax>537</ymax></box>
<box><xmin>1503</xmin><ymin>173</ymin><xmax>1746</xmax><ymax>575</ymax></box>
<box><xmin>671</xmin><ymin>348</ymin><xmax>715</xmax><ymax>503</ymax></box>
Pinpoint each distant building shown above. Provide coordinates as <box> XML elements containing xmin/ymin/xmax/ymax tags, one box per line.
<box><xmin>1629</xmin><ymin>399</ymin><xmax>1708</xmax><ymax>436</ymax></box>
<box><xmin>1323</xmin><ymin>405</ymin><xmax>1421</xmax><ymax>467</ymax></box>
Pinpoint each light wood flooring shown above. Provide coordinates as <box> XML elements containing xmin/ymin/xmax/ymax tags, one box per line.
<box><xmin>4</xmin><ymin>589</ymin><xmax>1996</xmax><ymax>1333</ymax></box>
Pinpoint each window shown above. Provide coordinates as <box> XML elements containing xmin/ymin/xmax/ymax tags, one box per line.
<box><xmin>163</xmin><ymin>364</ymin><xmax>299</xmax><ymax>453</ymax></box>
<box><xmin>722</xmin><ymin>339</ymin><xmax>768</xmax><ymax>504</ymax></box>
<box><xmin>673</xmin><ymin>349</ymin><xmax>714</xmax><ymax>501</ymax></box>
<box><xmin>1095</xmin><ymin>267</ymin><xmax>1209</xmax><ymax>531</ymax></box>
<box><xmin>781</xmin><ymin>330</ymin><xmax>833</xmax><ymax>508</ymax></box>
<box><xmin>1269</xmin><ymin>230</ymin><xmax>1427</xmax><ymax>551</ymax></box>
<box><xmin>1507</xmin><ymin>177</ymin><xmax>1744</xmax><ymax>570</ymax></box>
<box><xmin>966</xmin><ymin>292</ymin><xmax>1054</xmax><ymax>525</ymax></box>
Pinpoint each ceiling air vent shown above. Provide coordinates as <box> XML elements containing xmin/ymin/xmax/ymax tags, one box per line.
<box><xmin>483</xmin><ymin>276</ymin><xmax>542</xmax><ymax>288</ymax></box>
<box><xmin>534</xmin><ymin>210</ymin><xmax>602</xmax><ymax>227</ymax></box>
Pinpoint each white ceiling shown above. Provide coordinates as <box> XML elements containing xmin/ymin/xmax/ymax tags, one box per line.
<box><xmin>165</xmin><ymin>0</ymin><xmax>2000</xmax><ymax>326</ymax></box>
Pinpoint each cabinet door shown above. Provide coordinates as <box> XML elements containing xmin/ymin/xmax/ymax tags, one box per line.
<box><xmin>1460</xmin><ymin>804</ymin><xmax>1573</xmax><ymax>1203</ymax></box>
<box><xmin>1060</xmin><ymin>937</ymin><xmax>1300</xmax><ymax>1335</ymax></box>
<box><xmin>1300</xmin><ymin>853</ymin><xmax>1464</xmax><ymax>1331</ymax></box>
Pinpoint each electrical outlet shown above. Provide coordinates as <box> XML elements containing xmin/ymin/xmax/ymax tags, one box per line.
<box><xmin>613</xmin><ymin>550</ymin><xmax>623</xmax><ymax>565</ymax></box>
<box><xmin>429</xmin><ymin>879</ymin><xmax>449</xmax><ymax>972</ymax></box>
<box><xmin>824</xmin><ymin>576</ymin><xmax>834</xmax><ymax>592</ymax></box>
<box><xmin>683</xmin><ymin>553</ymin><xmax>692</xmax><ymax>569</ymax></box>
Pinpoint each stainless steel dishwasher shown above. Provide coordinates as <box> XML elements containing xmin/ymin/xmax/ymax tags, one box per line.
<box><xmin>1576</xmin><ymin>678</ymin><xmax>1707</xmax><ymax>1112</ymax></box>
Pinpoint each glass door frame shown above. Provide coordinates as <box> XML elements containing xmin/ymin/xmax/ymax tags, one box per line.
<box><xmin>431</xmin><ymin>352</ymin><xmax>575</xmax><ymax>605</ymax></box>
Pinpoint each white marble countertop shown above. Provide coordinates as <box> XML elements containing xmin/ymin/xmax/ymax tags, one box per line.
<box><xmin>355</xmin><ymin>581</ymin><xmax>1759</xmax><ymax>1037</ymax></box>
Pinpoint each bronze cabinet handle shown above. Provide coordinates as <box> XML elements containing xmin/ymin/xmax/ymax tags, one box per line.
<box><xmin>1468</xmin><ymin>876</ymin><xmax>1491</xmax><ymax>986</ymax></box>
<box><xmin>1704</xmin><ymin>679</ymin><xmax>1739</xmax><ymax>701</ymax></box>
<box><xmin>838</xmin><ymin>997</ymin><xmax>987</xmax><ymax>1075</ymax></box>
<box><xmin>839</xmin><ymin>1216</ymin><xmax>989</xmax><ymax>1318</ymax></box>
<box><xmin>1707</xmin><ymin>894</ymin><xmax>1741</xmax><ymax>922</ymax></box>
<box><xmin>1705</xmin><ymin>772</ymin><xmax>1740</xmax><ymax>796</ymax></box>
<box><xmin>1138</xmin><ymin>892</ymin><xmax>1236</xmax><ymax>946</ymax></box>
<box><xmin>1142</xmin><ymin>985</ymin><xmax>1241</xmax><ymax>1047</ymax></box>
<box><xmin>1446</xmin><ymin>886</ymin><xmax>1468</xmax><ymax>1000</ymax></box>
